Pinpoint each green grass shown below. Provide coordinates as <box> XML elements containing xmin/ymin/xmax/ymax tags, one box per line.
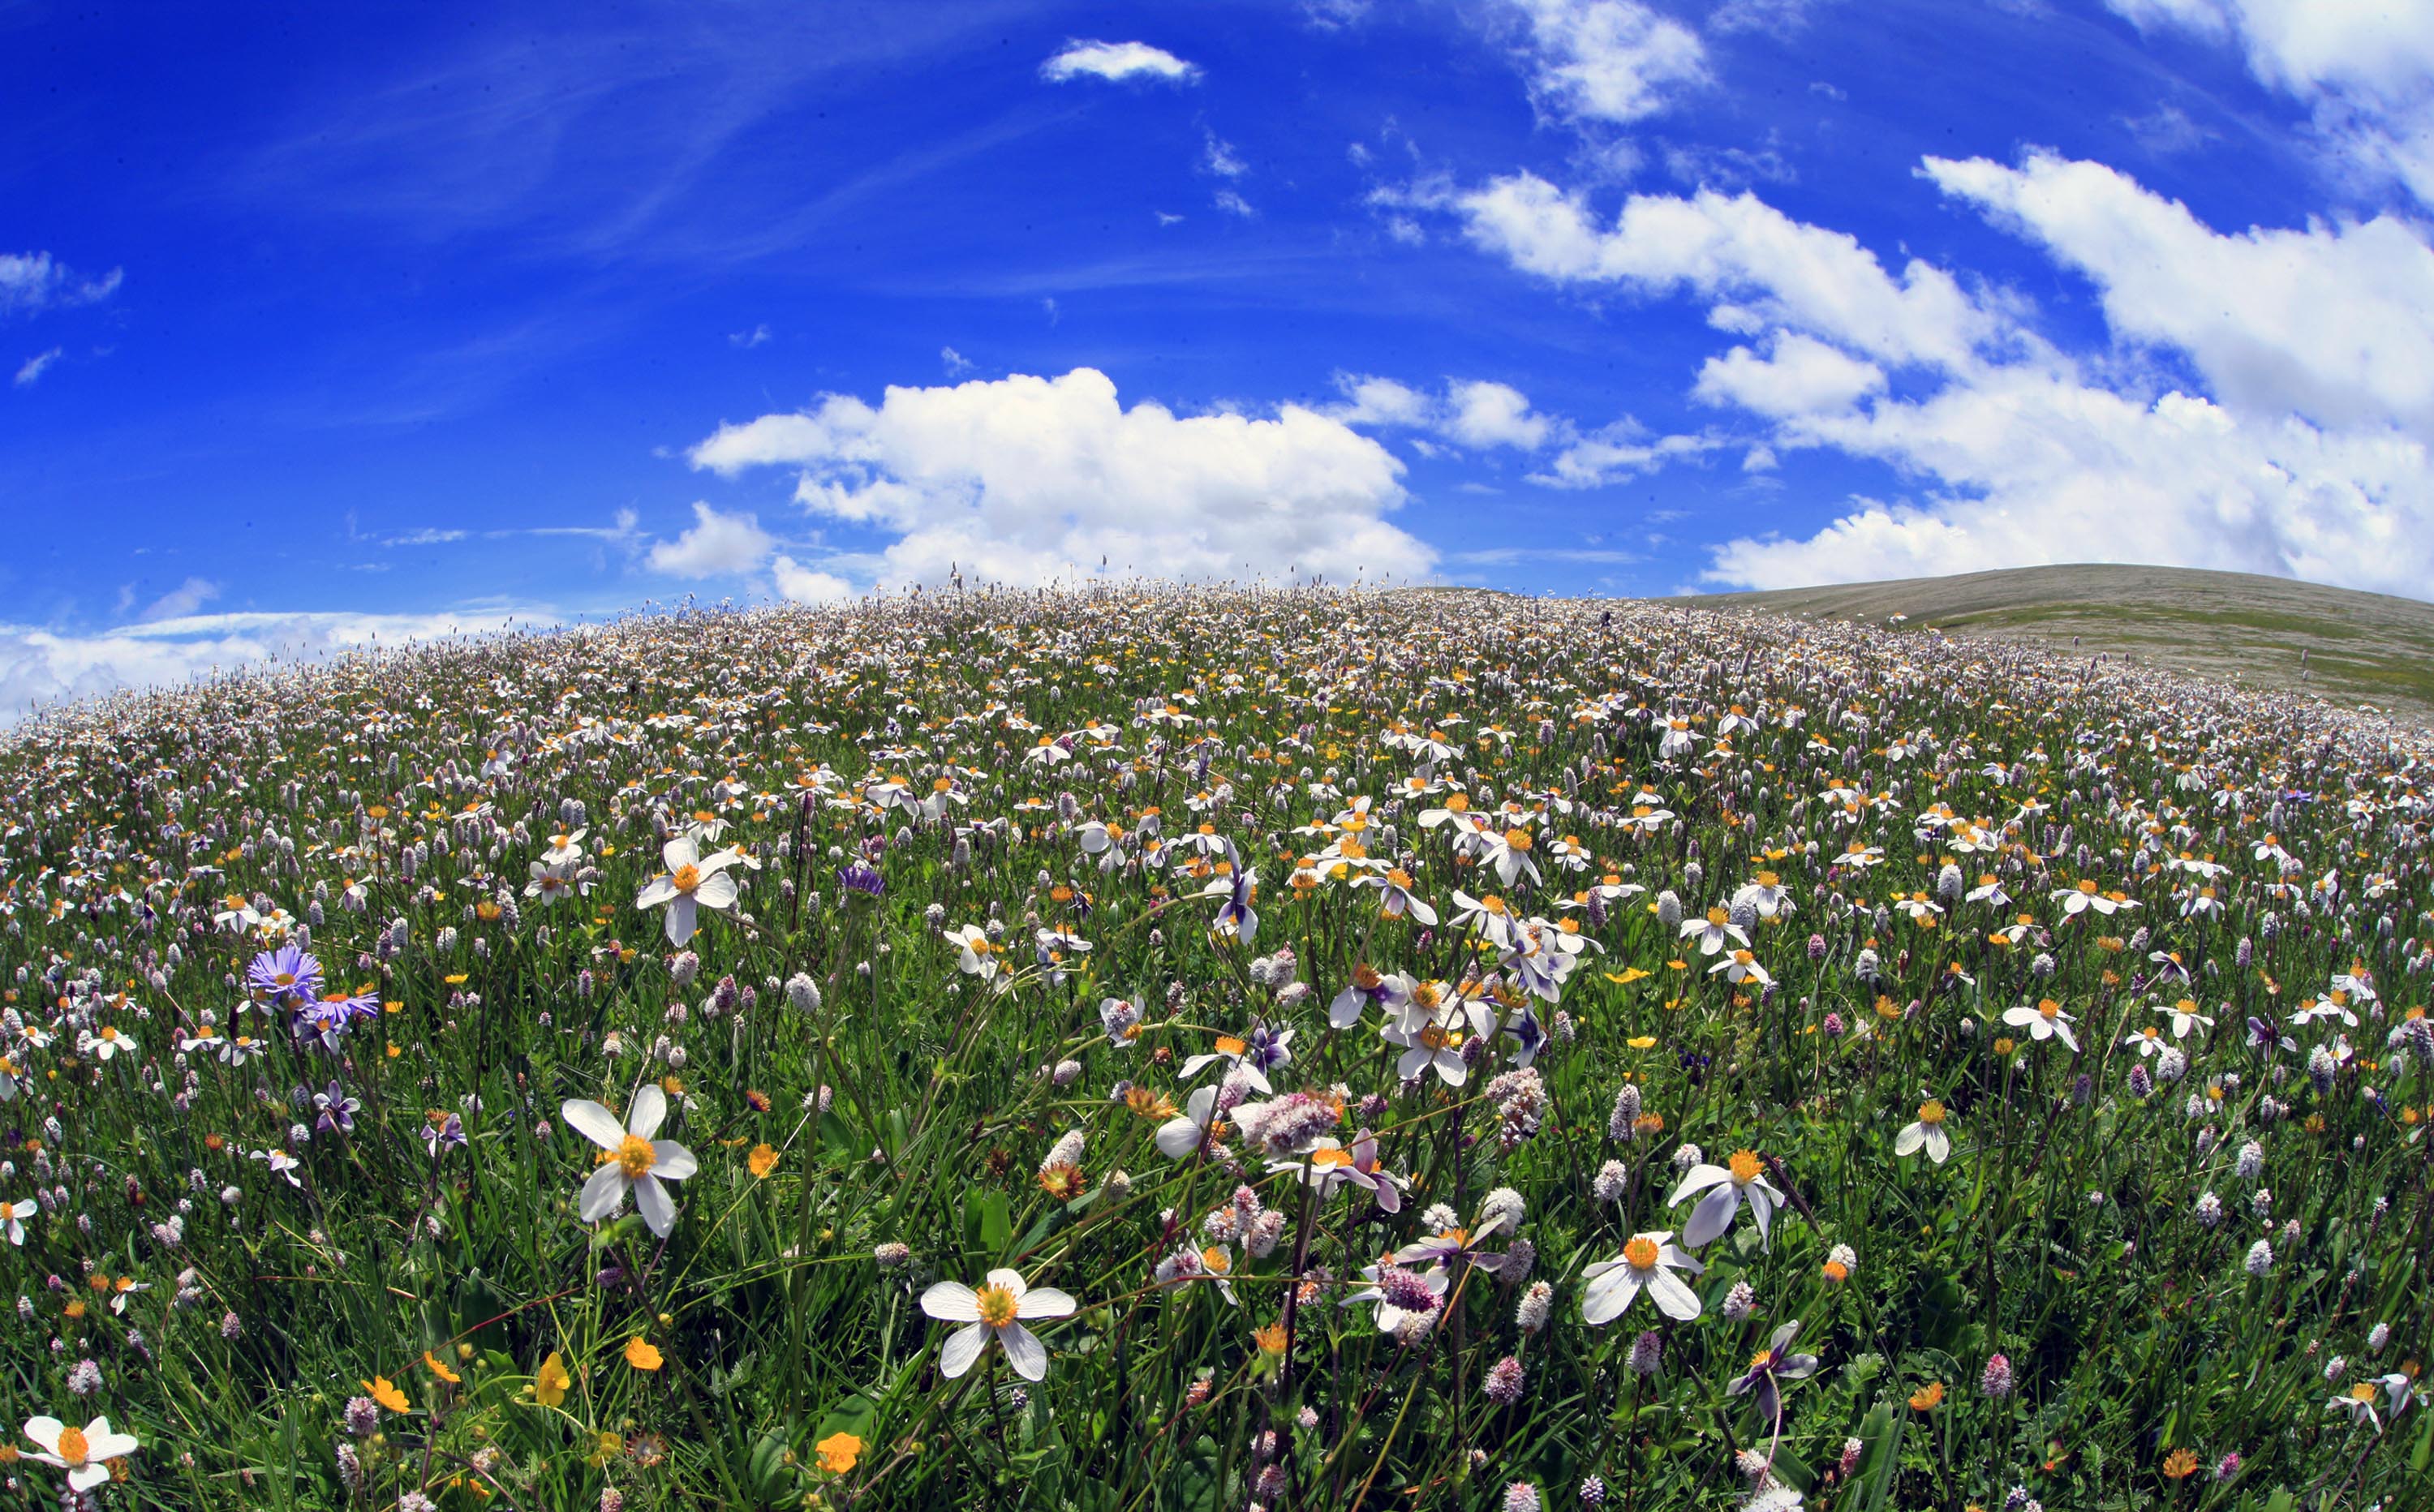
<box><xmin>0</xmin><ymin>586</ymin><xmax>2428</xmax><ymax>1512</ymax></box>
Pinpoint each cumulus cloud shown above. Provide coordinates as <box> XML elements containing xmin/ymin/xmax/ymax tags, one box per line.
<box><xmin>1924</xmin><ymin>150</ymin><xmax>2434</xmax><ymax>431</ymax></box>
<box><xmin>1040</xmin><ymin>40</ymin><xmax>1199</xmax><ymax>84</ymax></box>
<box><xmin>0</xmin><ymin>251</ymin><xmax>122</xmax><ymax>318</ymax></box>
<box><xmin>1327</xmin><ymin>374</ymin><xmax>1559</xmax><ymax>451</ymax></box>
<box><xmin>690</xmin><ymin>367</ymin><xmax>1432</xmax><ymax>587</ymax></box>
<box><xmin>771</xmin><ymin>556</ymin><xmax>855</xmax><ymax>604</ymax></box>
<box><xmin>0</xmin><ymin>606</ymin><xmax>548</xmax><ymax>727</ymax></box>
<box><xmin>1457</xmin><ymin>172</ymin><xmax>1998</xmax><ymax>370</ymax></box>
<box><xmin>646</xmin><ymin>502</ymin><xmax>775</xmax><ymax>579</ymax></box>
<box><xmin>1448</xmin><ymin>149</ymin><xmax>2434</xmax><ymax>596</ymax></box>
<box><xmin>1498</xmin><ymin>0</ymin><xmax>1708</xmax><ymax>125</ymax></box>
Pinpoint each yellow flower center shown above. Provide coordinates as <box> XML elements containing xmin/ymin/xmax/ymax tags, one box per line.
<box><xmin>1919</xmin><ymin>1100</ymin><xmax>1946</xmax><ymax>1125</ymax></box>
<box><xmin>1727</xmin><ymin>1149</ymin><xmax>1762</xmax><ymax>1183</ymax></box>
<box><xmin>54</xmin><ymin>1428</ymin><xmax>88</xmax><ymax>1467</ymax></box>
<box><xmin>1309</xmin><ymin>1145</ymin><xmax>1353</xmax><ymax>1168</ymax></box>
<box><xmin>975</xmin><ymin>1282</ymin><xmax>1021</xmax><ymax>1327</ymax></box>
<box><xmin>1622</xmin><ymin>1236</ymin><xmax>1660</xmax><ymax>1269</ymax></box>
<box><xmin>1504</xmin><ymin>828</ymin><xmax>1532</xmax><ymax>851</ymax></box>
<box><xmin>670</xmin><ymin>863</ymin><xmax>702</xmax><ymax>894</ymax></box>
<box><xmin>616</xmin><ymin>1134</ymin><xmax>657</xmax><ymax>1179</ymax></box>
<box><xmin>1419</xmin><ymin>1025</ymin><xmax>1461</xmax><ymax>1051</ymax></box>
<box><xmin>2038</xmin><ymin>999</ymin><xmax>2062</xmax><ymax>1020</ymax></box>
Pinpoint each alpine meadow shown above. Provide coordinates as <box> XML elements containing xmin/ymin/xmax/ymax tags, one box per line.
<box><xmin>0</xmin><ymin>586</ymin><xmax>2428</xmax><ymax>1512</ymax></box>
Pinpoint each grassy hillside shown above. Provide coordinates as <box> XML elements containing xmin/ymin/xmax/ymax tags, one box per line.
<box><xmin>1665</xmin><ymin>562</ymin><xmax>2434</xmax><ymax>721</ymax></box>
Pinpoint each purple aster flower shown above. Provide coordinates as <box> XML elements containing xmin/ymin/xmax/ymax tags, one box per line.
<box><xmin>837</xmin><ymin>861</ymin><xmax>885</xmax><ymax>900</ymax></box>
<box><xmin>247</xmin><ymin>943</ymin><xmax>323</xmax><ymax>1009</ymax></box>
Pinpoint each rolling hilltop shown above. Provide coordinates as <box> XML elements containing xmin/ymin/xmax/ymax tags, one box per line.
<box><xmin>1663</xmin><ymin>562</ymin><xmax>2434</xmax><ymax>723</ymax></box>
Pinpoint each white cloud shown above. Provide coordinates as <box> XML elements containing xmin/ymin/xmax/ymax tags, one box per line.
<box><xmin>139</xmin><ymin>577</ymin><xmax>221</xmax><ymax>623</ymax></box>
<box><xmin>1447</xmin><ymin>148</ymin><xmax>2434</xmax><ymax>596</ymax></box>
<box><xmin>1327</xmin><ymin>374</ymin><xmax>1560</xmax><ymax>452</ymax></box>
<box><xmin>13</xmin><ymin>347</ymin><xmax>60</xmax><ymax>388</ymax></box>
<box><xmin>729</xmin><ymin>323</ymin><xmax>772</xmax><ymax>349</ymax></box>
<box><xmin>941</xmin><ymin>346</ymin><xmax>974</xmax><ymax>376</ymax></box>
<box><xmin>0</xmin><ymin>606</ymin><xmax>548</xmax><ymax>727</ymax></box>
<box><xmin>1457</xmin><ymin>172</ymin><xmax>1998</xmax><ymax>370</ymax></box>
<box><xmin>1692</xmin><ymin>332</ymin><xmax>1886</xmax><ymax>418</ymax></box>
<box><xmin>0</xmin><ymin>251</ymin><xmax>122</xmax><ymax>318</ymax></box>
<box><xmin>646</xmin><ymin>501</ymin><xmax>776</xmax><ymax>579</ymax></box>
<box><xmin>1444</xmin><ymin>380</ymin><xmax>1555</xmax><ymax>449</ymax></box>
<box><xmin>1213</xmin><ymin>188</ymin><xmax>1258</xmax><ymax>218</ymax></box>
<box><xmin>1202</xmin><ymin>131</ymin><xmax>1248</xmax><ymax>178</ymax></box>
<box><xmin>1039</xmin><ymin>40</ymin><xmax>1199</xmax><ymax>84</ymax></box>
<box><xmin>690</xmin><ymin>367</ymin><xmax>1432</xmax><ymax>587</ymax></box>
<box><xmin>2108</xmin><ymin>0</ymin><xmax>2434</xmax><ymax>204</ymax></box>
<box><xmin>1499</xmin><ymin>0</ymin><xmax>1708</xmax><ymax>125</ymax></box>
<box><xmin>385</xmin><ymin>527</ymin><xmax>471</xmax><ymax>547</ymax></box>
<box><xmin>771</xmin><ymin>556</ymin><xmax>856</xmax><ymax>604</ymax></box>
<box><xmin>1533</xmin><ymin>426</ymin><xmax>1718</xmax><ymax>488</ymax></box>
<box><xmin>1924</xmin><ymin>150</ymin><xmax>2434</xmax><ymax>431</ymax></box>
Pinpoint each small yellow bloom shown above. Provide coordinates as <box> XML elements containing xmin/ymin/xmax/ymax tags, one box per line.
<box><xmin>424</xmin><ymin>1350</ymin><xmax>462</xmax><ymax>1384</ymax></box>
<box><xmin>815</xmin><ymin>1430</ymin><xmax>863</xmax><ymax>1475</ymax></box>
<box><xmin>747</xmin><ymin>1143</ymin><xmax>780</xmax><ymax>1179</ymax></box>
<box><xmin>365</xmin><ymin>1376</ymin><xmax>411</xmax><ymax>1413</ymax></box>
<box><xmin>625</xmin><ymin>1337</ymin><xmax>664</xmax><ymax>1372</ymax></box>
<box><xmin>531</xmin><ymin>1351</ymin><xmax>570</xmax><ymax>1407</ymax></box>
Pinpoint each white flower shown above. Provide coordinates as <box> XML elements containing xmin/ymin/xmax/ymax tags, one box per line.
<box><xmin>633</xmin><ymin>835</ymin><xmax>742</xmax><ymax>947</ymax></box>
<box><xmin>921</xmin><ymin>1269</ymin><xmax>1076</xmax><ymax>1381</ymax></box>
<box><xmin>1666</xmin><ymin>1149</ymin><xmax>1785</xmax><ymax>1250</ymax></box>
<box><xmin>1155</xmin><ymin>1085</ymin><xmax>1220</xmax><ymax>1160</ymax></box>
<box><xmin>1580</xmin><ymin>1231</ymin><xmax>1705</xmax><ymax>1323</ymax></box>
<box><xmin>22</xmin><ymin>1415</ymin><xmax>139</xmax><ymax>1492</ymax></box>
<box><xmin>1</xmin><ymin>1197</ymin><xmax>34</xmax><ymax>1245</ymax></box>
<box><xmin>562</xmin><ymin>1085</ymin><xmax>698</xmax><ymax>1237</ymax></box>
<box><xmin>1893</xmin><ymin>1100</ymin><xmax>1951</xmax><ymax>1163</ymax></box>
<box><xmin>2001</xmin><ymin>998</ymin><xmax>2080</xmax><ymax>1052</ymax></box>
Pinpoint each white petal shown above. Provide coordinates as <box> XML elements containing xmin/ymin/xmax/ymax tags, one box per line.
<box><xmin>1648</xmin><ymin>1267</ymin><xmax>1704</xmax><ymax>1321</ymax></box>
<box><xmin>1684</xmin><ymin>1182</ymin><xmax>1739</xmax><ymax>1248</ymax></box>
<box><xmin>628</xmin><ymin>1083</ymin><xmax>669</xmax><ymax>1138</ymax></box>
<box><xmin>1926</xmin><ymin>1127</ymin><xmax>1950</xmax><ymax>1164</ymax></box>
<box><xmin>661</xmin><ymin>893</ymin><xmax>698</xmax><ymax>946</ymax></box>
<box><xmin>661</xmin><ymin>836</ymin><xmax>701</xmax><ymax>872</ymax></box>
<box><xmin>20</xmin><ymin>1417</ymin><xmax>62</xmax><ymax>1455</ymax></box>
<box><xmin>922</xmin><ymin>1281</ymin><xmax>982</xmax><ymax>1321</ymax></box>
<box><xmin>650</xmin><ymin>1140</ymin><xmax>697</xmax><ymax>1179</ymax></box>
<box><xmin>578</xmin><ymin>1162</ymin><xmax>630</xmax><ymax>1223</ymax></box>
<box><xmin>561</xmin><ymin>1099</ymin><xmax>626</xmax><ymax>1151</ymax></box>
<box><xmin>1155</xmin><ymin>1116</ymin><xmax>1203</xmax><ymax>1159</ymax></box>
<box><xmin>1017</xmin><ymin>1286</ymin><xmax>1077</xmax><ymax>1319</ymax></box>
<box><xmin>695</xmin><ymin>870</ymin><xmax>739</xmax><ymax>908</ymax></box>
<box><xmin>68</xmin><ymin>1465</ymin><xmax>110</xmax><ymax>1493</ymax></box>
<box><xmin>999</xmin><ymin>1321</ymin><xmax>1049</xmax><ymax>1380</ymax></box>
<box><xmin>634</xmin><ymin>877</ymin><xmax>677</xmax><ymax>909</ymax></box>
<box><xmin>1894</xmin><ymin>1123</ymin><xmax>1925</xmax><ymax>1157</ymax></box>
<box><xmin>1667</xmin><ymin>1165</ymin><xmax>1731</xmax><ymax>1205</ymax></box>
<box><xmin>938</xmin><ymin>1320</ymin><xmax>988</xmax><ymax>1378</ymax></box>
<box><xmin>1581</xmin><ymin>1269</ymin><xmax>1642</xmax><ymax>1325</ymax></box>
<box><xmin>634</xmin><ymin>1173</ymin><xmax>677</xmax><ymax>1236</ymax></box>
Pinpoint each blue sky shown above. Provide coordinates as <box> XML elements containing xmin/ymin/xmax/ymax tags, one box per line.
<box><xmin>6</xmin><ymin>0</ymin><xmax>2433</xmax><ymax>712</ymax></box>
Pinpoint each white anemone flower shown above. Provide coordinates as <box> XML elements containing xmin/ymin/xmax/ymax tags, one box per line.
<box><xmin>634</xmin><ymin>835</ymin><xmax>742</xmax><ymax>947</ymax></box>
<box><xmin>1894</xmin><ymin>1100</ymin><xmax>1952</xmax><ymax>1163</ymax></box>
<box><xmin>2</xmin><ymin>1197</ymin><xmax>34</xmax><ymax>1245</ymax></box>
<box><xmin>562</xmin><ymin>1085</ymin><xmax>698</xmax><ymax>1237</ymax></box>
<box><xmin>921</xmin><ymin>1269</ymin><xmax>1077</xmax><ymax>1381</ymax></box>
<box><xmin>1155</xmin><ymin>1084</ymin><xmax>1221</xmax><ymax>1160</ymax></box>
<box><xmin>1581</xmin><ymin>1231</ymin><xmax>1705</xmax><ymax>1323</ymax></box>
<box><xmin>22</xmin><ymin>1415</ymin><xmax>140</xmax><ymax>1492</ymax></box>
<box><xmin>1667</xmin><ymin>1149</ymin><xmax>1785</xmax><ymax>1249</ymax></box>
<box><xmin>2002</xmin><ymin>997</ymin><xmax>2081</xmax><ymax>1052</ymax></box>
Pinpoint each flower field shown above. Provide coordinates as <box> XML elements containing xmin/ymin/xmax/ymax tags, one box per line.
<box><xmin>0</xmin><ymin>586</ymin><xmax>2428</xmax><ymax>1511</ymax></box>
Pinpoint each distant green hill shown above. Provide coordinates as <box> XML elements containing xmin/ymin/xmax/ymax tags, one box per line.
<box><xmin>1662</xmin><ymin>563</ymin><xmax>2434</xmax><ymax>722</ymax></box>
